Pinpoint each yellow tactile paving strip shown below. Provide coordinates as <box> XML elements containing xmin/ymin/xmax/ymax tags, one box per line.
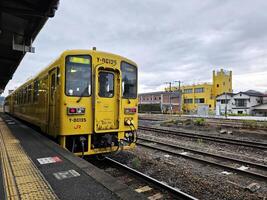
<box><xmin>0</xmin><ymin>118</ymin><xmax>58</xmax><ymax>200</ymax></box>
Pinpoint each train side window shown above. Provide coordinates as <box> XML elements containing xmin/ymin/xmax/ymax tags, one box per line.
<box><xmin>25</xmin><ymin>86</ymin><xmax>29</xmax><ymax>104</ymax></box>
<box><xmin>33</xmin><ymin>80</ymin><xmax>39</xmax><ymax>102</ymax></box>
<box><xmin>28</xmin><ymin>85</ymin><xmax>32</xmax><ymax>103</ymax></box>
<box><xmin>51</xmin><ymin>74</ymin><xmax>56</xmax><ymax>100</ymax></box>
<box><xmin>22</xmin><ymin>88</ymin><xmax>26</xmax><ymax>104</ymax></box>
<box><xmin>18</xmin><ymin>91</ymin><xmax>20</xmax><ymax>104</ymax></box>
<box><xmin>57</xmin><ymin>68</ymin><xmax>60</xmax><ymax>85</ymax></box>
<box><xmin>19</xmin><ymin>91</ymin><xmax>22</xmax><ymax>104</ymax></box>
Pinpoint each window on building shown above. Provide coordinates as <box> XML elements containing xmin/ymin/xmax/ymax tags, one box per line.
<box><xmin>184</xmin><ymin>89</ymin><xmax>193</xmax><ymax>94</ymax></box>
<box><xmin>195</xmin><ymin>98</ymin><xmax>205</xmax><ymax>103</ymax></box>
<box><xmin>235</xmin><ymin>99</ymin><xmax>247</xmax><ymax>107</ymax></box>
<box><xmin>221</xmin><ymin>99</ymin><xmax>229</xmax><ymax>104</ymax></box>
<box><xmin>194</xmin><ymin>88</ymin><xmax>204</xmax><ymax>93</ymax></box>
<box><xmin>184</xmin><ymin>98</ymin><xmax>193</xmax><ymax>104</ymax></box>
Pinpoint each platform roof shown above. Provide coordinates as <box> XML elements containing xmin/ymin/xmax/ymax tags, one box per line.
<box><xmin>0</xmin><ymin>0</ymin><xmax>59</xmax><ymax>94</ymax></box>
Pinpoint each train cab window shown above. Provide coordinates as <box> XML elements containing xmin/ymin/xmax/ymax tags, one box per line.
<box><xmin>121</xmin><ymin>62</ymin><xmax>137</xmax><ymax>99</ymax></box>
<box><xmin>98</xmin><ymin>72</ymin><xmax>114</xmax><ymax>98</ymax></box>
<box><xmin>65</xmin><ymin>55</ymin><xmax>91</xmax><ymax>97</ymax></box>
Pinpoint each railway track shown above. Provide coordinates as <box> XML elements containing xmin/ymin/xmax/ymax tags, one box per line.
<box><xmin>138</xmin><ymin>126</ymin><xmax>267</xmax><ymax>150</ymax></box>
<box><xmin>91</xmin><ymin>157</ymin><xmax>198</xmax><ymax>200</ymax></box>
<box><xmin>137</xmin><ymin>137</ymin><xmax>267</xmax><ymax>180</ymax></box>
<box><xmin>139</xmin><ymin>116</ymin><xmax>267</xmax><ymax>130</ymax></box>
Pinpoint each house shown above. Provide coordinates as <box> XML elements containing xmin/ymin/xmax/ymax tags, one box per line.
<box><xmin>215</xmin><ymin>93</ymin><xmax>235</xmax><ymax>115</ymax></box>
<box><xmin>216</xmin><ymin>90</ymin><xmax>264</xmax><ymax>115</ymax></box>
<box><xmin>138</xmin><ymin>91</ymin><xmax>181</xmax><ymax>113</ymax></box>
<box><xmin>252</xmin><ymin>94</ymin><xmax>267</xmax><ymax>116</ymax></box>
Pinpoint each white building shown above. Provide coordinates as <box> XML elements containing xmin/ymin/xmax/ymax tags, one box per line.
<box><xmin>251</xmin><ymin>94</ymin><xmax>267</xmax><ymax>116</ymax></box>
<box><xmin>216</xmin><ymin>90</ymin><xmax>264</xmax><ymax>115</ymax></box>
<box><xmin>216</xmin><ymin>93</ymin><xmax>235</xmax><ymax>115</ymax></box>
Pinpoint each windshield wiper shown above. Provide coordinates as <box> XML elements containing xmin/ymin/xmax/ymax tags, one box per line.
<box><xmin>76</xmin><ymin>83</ymin><xmax>89</xmax><ymax>103</ymax></box>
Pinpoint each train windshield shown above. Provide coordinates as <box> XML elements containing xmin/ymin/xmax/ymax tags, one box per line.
<box><xmin>65</xmin><ymin>55</ymin><xmax>91</xmax><ymax>97</ymax></box>
<box><xmin>121</xmin><ymin>62</ymin><xmax>137</xmax><ymax>99</ymax></box>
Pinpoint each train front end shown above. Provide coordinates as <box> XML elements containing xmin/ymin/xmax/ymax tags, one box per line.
<box><xmin>59</xmin><ymin>50</ymin><xmax>138</xmax><ymax>156</ymax></box>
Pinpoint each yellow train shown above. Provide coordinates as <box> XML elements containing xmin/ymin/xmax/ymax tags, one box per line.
<box><xmin>4</xmin><ymin>49</ymin><xmax>138</xmax><ymax>156</ymax></box>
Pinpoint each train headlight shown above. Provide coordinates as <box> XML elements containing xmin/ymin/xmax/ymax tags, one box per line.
<box><xmin>125</xmin><ymin>132</ymin><xmax>129</xmax><ymax>138</ymax></box>
<box><xmin>125</xmin><ymin>132</ymin><xmax>133</xmax><ymax>138</ymax></box>
<box><xmin>67</xmin><ymin>107</ymin><xmax>85</xmax><ymax>115</ymax></box>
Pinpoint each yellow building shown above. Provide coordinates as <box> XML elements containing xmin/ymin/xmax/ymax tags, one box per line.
<box><xmin>172</xmin><ymin>69</ymin><xmax>232</xmax><ymax>113</ymax></box>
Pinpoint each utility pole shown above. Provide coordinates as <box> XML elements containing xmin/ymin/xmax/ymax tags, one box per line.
<box><xmin>174</xmin><ymin>81</ymin><xmax>182</xmax><ymax>116</ymax></box>
<box><xmin>164</xmin><ymin>82</ymin><xmax>172</xmax><ymax>115</ymax></box>
<box><xmin>224</xmin><ymin>92</ymin><xmax>227</xmax><ymax>119</ymax></box>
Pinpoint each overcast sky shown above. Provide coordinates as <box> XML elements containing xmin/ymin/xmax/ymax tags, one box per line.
<box><xmin>2</xmin><ymin>0</ymin><xmax>267</xmax><ymax>96</ymax></box>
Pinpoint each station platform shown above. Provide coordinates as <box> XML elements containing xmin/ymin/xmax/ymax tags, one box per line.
<box><xmin>0</xmin><ymin>113</ymin><xmax>145</xmax><ymax>200</ymax></box>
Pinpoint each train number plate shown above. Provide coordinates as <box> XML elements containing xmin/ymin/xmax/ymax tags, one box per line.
<box><xmin>69</xmin><ymin>118</ymin><xmax>86</xmax><ymax>123</ymax></box>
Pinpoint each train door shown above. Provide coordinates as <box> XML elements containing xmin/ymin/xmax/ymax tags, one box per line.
<box><xmin>48</xmin><ymin>68</ymin><xmax>57</xmax><ymax>136</ymax></box>
<box><xmin>94</xmin><ymin>68</ymin><xmax>120</xmax><ymax>132</ymax></box>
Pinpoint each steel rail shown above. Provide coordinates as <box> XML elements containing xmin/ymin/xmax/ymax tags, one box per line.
<box><xmin>138</xmin><ymin>137</ymin><xmax>267</xmax><ymax>170</ymax></box>
<box><xmin>105</xmin><ymin>157</ymin><xmax>198</xmax><ymax>200</ymax></box>
<box><xmin>137</xmin><ymin>140</ymin><xmax>267</xmax><ymax>180</ymax></box>
<box><xmin>138</xmin><ymin>126</ymin><xmax>267</xmax><ymax>150</ymax></box>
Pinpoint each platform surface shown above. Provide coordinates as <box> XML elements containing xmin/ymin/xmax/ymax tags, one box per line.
<box><xmin>0</xmin><ymin>113</ymin><xmax>145</xmax><ymax>200</ymax></box>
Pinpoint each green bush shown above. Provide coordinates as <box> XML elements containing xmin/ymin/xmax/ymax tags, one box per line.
<box><xmin>193</xmin><ymin>118</ymin><xmax>205</xmax><ymax>126</ymax></box>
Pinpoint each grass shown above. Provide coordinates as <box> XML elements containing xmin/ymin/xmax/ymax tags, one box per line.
<box><xmin>193</xmin><ymin>118</ymin><xmax>205</xmax><ymax>126</ymax></box>
<box><xmin>131</xmin><ymin>157</ymin><xmax>141</xmax><ymax>169</ymax></box>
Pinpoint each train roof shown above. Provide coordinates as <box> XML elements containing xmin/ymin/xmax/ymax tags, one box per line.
<box><xmin>7</xmin><ymin>49</ymin><xmax>137</xmax><ymax>97</ymax></box>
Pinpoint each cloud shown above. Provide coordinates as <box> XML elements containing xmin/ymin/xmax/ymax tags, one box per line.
<box><xmin>2</xmin><ymin>0</ymin><xmax>267</xmax><ymax>96</ymax></box>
